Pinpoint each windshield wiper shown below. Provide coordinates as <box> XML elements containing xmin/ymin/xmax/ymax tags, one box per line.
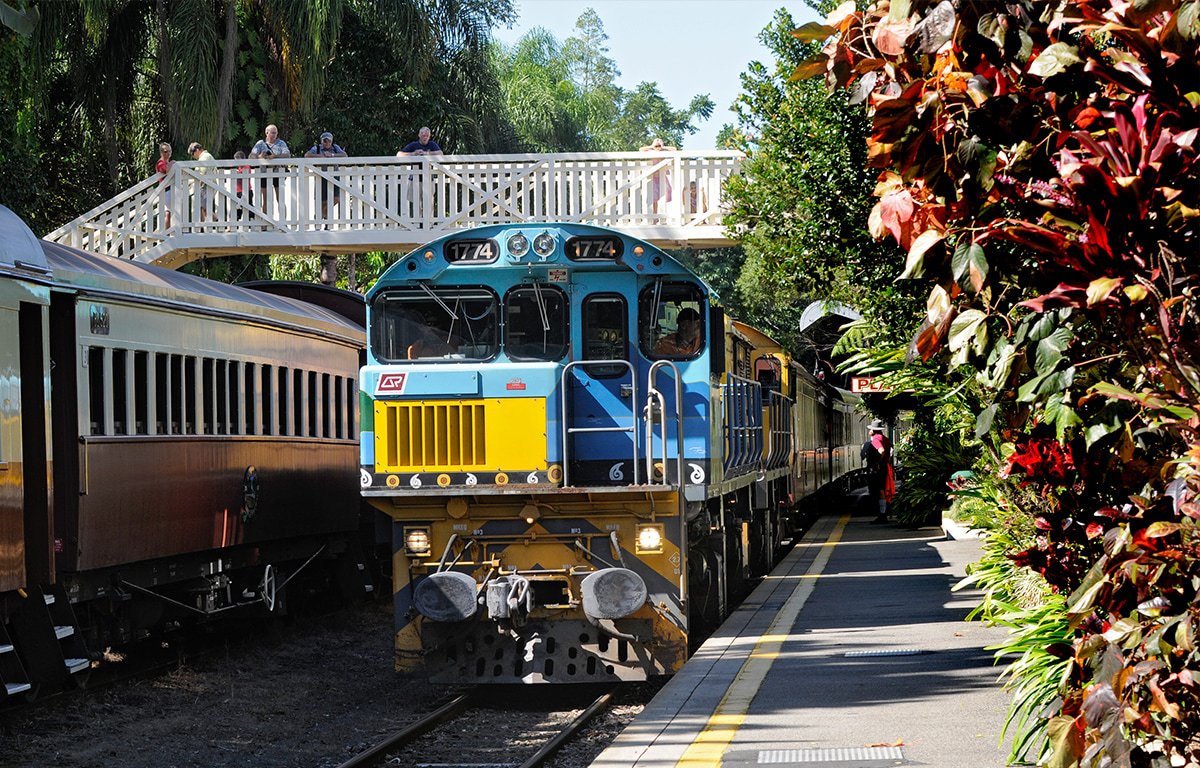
<box><xmin>533</xmin><ymin>281</ymin><xmax>550</xmax><ymax>333</ymax></box>
<box><xmin>418</xmin><ymin>282</ymin><xmax>459</xmax><ymax>321</ymax></box>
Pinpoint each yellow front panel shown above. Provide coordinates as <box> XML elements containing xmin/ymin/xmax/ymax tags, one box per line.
<box><xmin>374</xmin><ymin>398</ymin><xmax>546</xmax><ymax>472</ymax></box>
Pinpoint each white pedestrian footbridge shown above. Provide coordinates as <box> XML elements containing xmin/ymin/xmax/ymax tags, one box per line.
<box><xmin>46</xmin><ymin>151</ymin><xmax>743</xmax><ymax>268</ymax></box>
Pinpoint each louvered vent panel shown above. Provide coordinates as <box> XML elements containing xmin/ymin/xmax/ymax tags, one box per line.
<box><xmin>376</xmin><ymin>402</ymin><xmax>487</xmax><ymax>471</ymax></box>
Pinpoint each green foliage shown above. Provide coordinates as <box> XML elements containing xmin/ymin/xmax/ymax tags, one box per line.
<box><xmin>722</xmin><ymin>9</ymin><xmax>923</xmax><ymax>360</ymax></box>
<box><xmin>10</xmin><ymin>0</ymin><xmax>519</xmax><ymax>233</ymax></box>
<box><xmin>892</xmin><ymin>416</ymin><xmax>978</xmax><ymax>525</ymax></box>
<box><xmin>956</xmin><ymin>483</ymin><xmax>1067</xmax><ymax>764</ymax></box>
<box><xmin>0</xmin><ymin>28</ymin><xmax>41</xmax><ymax>221</ymax></box>
<box><xmin>180</xmin><ymin>253</ymin><xmax>271</xmax><ymax>284</ymax></box>
<box><xmin>492</xmin><ymin>10</ymin><xmax>713</xmax><ymax>152</ymax></box>
<box><xmin>267</xmin><ymin>252</ymin><xmax>398</xmax><ymax>293</ymax></box>
<box><xmin>813</xmin><ymin>1</ymin><xmax>1200</xmax><ymax>762</ymax></box>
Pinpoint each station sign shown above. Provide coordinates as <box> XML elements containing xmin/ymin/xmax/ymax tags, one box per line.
<box><xmin>851</xmin><ymin>376</ymin><xmax>894</xmax><ymax>393</ymax></box>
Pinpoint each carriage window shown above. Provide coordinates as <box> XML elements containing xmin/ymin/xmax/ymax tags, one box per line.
<box><xmin>88</xmin><ymin>347</ymin><xmax>105</xmax><ymax>435</ymax></box>
<box><xmin>308</xmin><ymin>370</ymin><xmax>319</xmax><ymax>437</ymax></box>
<box><xmin>260</xmin><ymin>364</ymin><xmax>273</xmax><ymax>435</ymax></box>
<box><xmin>243</xmin><ymin>362</ymin><xmax>256</xmax><ymax>436</ymax></box>
<box><xmin>202</xmin><ymin>358</ymin><xmax>215</xmax><ymax>435</ymax></box>
<box><xmin>334</xmin><ymin>375</ymin><xmax>343</xmax><ymax>439</ymax></box>
<box><xmin>292</xmin><ymin>367</ymin><xmax>304</xmax><ymax>434</ymax></box>
<box><xmin>215</xmin><ymin>360</ymin><xmax>228</xmax><ymax>435</ymax></box>
<box><xmin>134</xmin><ymin>351</ymin><xmax>148</xmax><ymax>435</ymax></box>
<box><xmin>278</xmin><ymin>367</ymin><xmax>290</xmax><ymax>436</ymax></box>
<box><xmin>346</xmin><ymin>378</ymin><xmax>357</xmax><ymax>435</ymax></box>
<box><xmin>505</xmin><ymin>285</ymin><xmax>568</xmax><ymax>361</ymax></box>
<box><xmin>640</xmin><ymin>282</ymin><xmax>705</xmax><ymax>360</ymax></box>
<box><xmin>156</xmin><ymin>353</ymin><xmax>169</xmax><ymax>434</ymax></box>
<box><xmin>184</xmin><ymin>356</ymin><xmax>197</xmax><ymax>435</ymax></box>
<box><xmin>169</xmin><ymin>354</ymin><xmax>184</xmax><ymax>434</ymax></box>
<box><xmin>321</xmin><ymin>373</ymin><xmax>331</xmax><ymax>438</ymax></box>
<box><xmin>112</xmin><ymin>348</ymin><xmax>127</xmax><ymax>435</ymax></box>
<box><xmin>371</xmin><ymin>286</ymin><xmax>499</xmax><ymax>363</ymax></box>
<box><xmin>228</xmin><ymin>362</ymin><xmax>240</xmax><ymax>435</ymax></box>
<box><xmin>582</xmin><ymin>295</ymin><xmax>627</xmax><ymax>377</ymax></box>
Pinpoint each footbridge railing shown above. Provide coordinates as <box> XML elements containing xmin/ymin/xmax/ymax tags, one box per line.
<box><xmin>45</xmin><ymin>150</ymin><xmax>743</xmax><ymax>268</ymax></box>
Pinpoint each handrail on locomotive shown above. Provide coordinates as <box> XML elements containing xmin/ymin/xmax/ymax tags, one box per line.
<box><xmin>560</xmin><ymin>359</ymin><xmax>642</xmax><ymax>488</ymax></box>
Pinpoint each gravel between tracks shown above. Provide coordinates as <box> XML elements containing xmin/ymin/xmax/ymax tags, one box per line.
<box><xmin>0</xmin><ymin>600</ymin><xmax>654</xmax><ymax>768</ymax></box>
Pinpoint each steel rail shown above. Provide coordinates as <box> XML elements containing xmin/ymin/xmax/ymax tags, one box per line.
<box><xmin>334</xmin><ymin>692</ymin><xmax>473</xmax><ymax>768</ymax></box>
<box><xmin>517</xmin><ymin>685</ymin><xmax>621</xmax><ymax>768</ymax></box>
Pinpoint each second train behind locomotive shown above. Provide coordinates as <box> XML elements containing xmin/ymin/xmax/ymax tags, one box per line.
<box><xmin>0</xmin><ymin>205</ymin><xmax>372</xmax><ymax>701</ymax></box>
<box><xmin>359</xmin><ymin>223</ymin><xmax>868</xmax><ymax>683</ymax></box>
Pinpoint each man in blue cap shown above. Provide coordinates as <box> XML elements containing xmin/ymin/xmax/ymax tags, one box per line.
<box><xmin>305</xmin><ymin>131</ymin><xmax>347</xmax><ymax>221</ymax></box>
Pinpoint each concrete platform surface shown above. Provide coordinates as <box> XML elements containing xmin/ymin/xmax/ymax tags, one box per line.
<box><xmin>590</xmin><ymin>511</ymin><xmax>1017</xmax><ymax>767</ymax></box>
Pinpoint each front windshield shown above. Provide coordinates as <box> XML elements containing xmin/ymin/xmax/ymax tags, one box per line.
<box><xmin>371</xmin><ymin>286</ymin><xmax>498</xmax><ymax>363</ymax></box>
<box><xmin>505</xmin><ymin>285</ymin><xmax>569</xmax><ymax>361</ymax></box>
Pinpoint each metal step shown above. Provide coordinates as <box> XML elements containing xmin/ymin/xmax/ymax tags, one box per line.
<box><xmin>0</xmin><ymin>644</ymin><xmax>14</xmax><ymax>654</ymax></box>
<box><xmin>54</xmin><ymin>625</ymin><xmax>74</xmax><ymax>640</ymax></box>
<box><xmin>43</xmin><ymin>593</ymin><xmax>55</xmax><ymax>605</ymax></box>
<box><xmin>5</xmin><ymin>682</ymin><xmax>32</xmax><ymax>696</ymax></box>
<box><xmin>65</xmin><ymin>658</ymin><xmax>90</xmax><ymax>675</ymax></box>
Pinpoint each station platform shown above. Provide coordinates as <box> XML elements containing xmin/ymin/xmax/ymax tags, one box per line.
<box><xmin>591</xmin><ymin>510</ymin><xmax>1017</xmax><ymax>767</ymax></box>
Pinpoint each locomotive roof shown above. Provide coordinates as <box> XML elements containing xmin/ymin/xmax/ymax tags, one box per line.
<box><xmin>42</xmin><ymin>240</ymin><xmax>364</xmax><ymax>343</ymax></box>
<box><xmin>731</xmin><ymin>319</ymin><xmax>783</xmax><ymax>350</ymax></box>
<box><xmin>370</xmin><ymin>223</ymin><xmax>716</xmax><ymax>301</ymax></box>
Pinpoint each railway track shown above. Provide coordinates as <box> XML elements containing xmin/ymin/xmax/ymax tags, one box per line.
<box><xmin>336</xmin><ymin>684</ymin><xmax>623</xmax><ymax>768</ymax></box>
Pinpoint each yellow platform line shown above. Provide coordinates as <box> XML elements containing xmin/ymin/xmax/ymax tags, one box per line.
<box><xmin>674</xmin><ymin>513</ymin><xmax>850</xmax><ymax>767</ymax></box>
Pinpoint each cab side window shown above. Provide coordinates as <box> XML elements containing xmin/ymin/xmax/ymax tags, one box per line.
<box><xmin>640</xmin><ymin>283</ymin><xmax>705</xmax><ymax>360</ymax></box>
<box><xmin>582</xmin><ymin>295</ymin><xmax>627</xmax><ymax>377</ymax></box>
<box><xmin>755</xmin><ymin>356</ymin><xmax>781</xmax><ymax>392</ymax></box>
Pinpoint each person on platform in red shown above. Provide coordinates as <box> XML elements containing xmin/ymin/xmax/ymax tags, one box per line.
<box><xmin>862</xmin><ymin>420</ymin><xmax>895</xmax><ymax>523</ymax></box>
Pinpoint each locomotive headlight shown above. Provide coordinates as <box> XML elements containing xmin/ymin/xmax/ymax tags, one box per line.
<box><xmin>404</xmin><ymin>527</ymin><xmax>431</xmax><ymax>555</ymax></box>
<box><xmin>532</xmin><ymin>231</ymin><xmax>556</xmax><ymax>258</ymax></box>
<box><xmin>636</xmin><ymin>524</ymin><xmax>664</xmax><ymax>554</ymax></box>
<box><xmin>507</xmin><ymin>233</ymin><xmax>529</xmax><ymax>258</ymax></box>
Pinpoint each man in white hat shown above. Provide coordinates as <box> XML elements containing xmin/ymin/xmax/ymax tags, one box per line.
<box><xmin>861</xmin><ymin>420</ymin><xmax>894</xmax><ymax>523</ymax></box>
<box><xmin>305</xmin><ymin>132</ymin><xmax>347</xmax><ymax>221</ymax></box>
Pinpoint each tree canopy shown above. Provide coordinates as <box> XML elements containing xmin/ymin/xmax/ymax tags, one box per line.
<box><xmin>0</xmin><ymin>0</ymin><xmax>518</xmax><ymax>234</ymax></box>
<box><xmin>718</xmin><ymin>8</ymin><xmax>921</xmax><ymax>358</ymax></box>
<box><xmin>492</xmin><ymin>9</ymin><xmax>713</xmax><ymax>152</ymax></box>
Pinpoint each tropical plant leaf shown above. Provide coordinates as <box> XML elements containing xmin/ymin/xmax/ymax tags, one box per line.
<box><xmin>1029</xmin><ymin>42</ymin><xmax>1083</xmax><ymax>78</ymax></box>
<box><xmin>790</xmin><ymin>22</ymin><xmax>836</xmax><ymax>43</ymax></box>
<box><xmin>951</xmin><ymin>240</ymin><xmax>989</xmax><ymax>291</ymax></box>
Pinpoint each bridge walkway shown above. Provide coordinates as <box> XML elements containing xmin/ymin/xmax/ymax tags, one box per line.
<box><xmin>46</xmin><ymin>151</ymin><xmax>743</xmax><ymax>268</ymax></box>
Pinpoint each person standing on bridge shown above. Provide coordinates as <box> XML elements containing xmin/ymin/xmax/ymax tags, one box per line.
<box><xmin>250</xmin><ymin>124</ymin><xmax>290</xmax><ymax>215</ymax></box>
<box><xmin>397</xmin><ymin>126</ymin><xmax>443</xmax><ymax>157</ymax></box>
<box><xmin>397</xmin><ymin>127</ymin><xmax>442</xmax><ymax>222</ymax></box>
<box><xmin>305</xmin><ymin>132</ymin><xmax>347</xmax><ymax>223</ymax></box>
<box><xmin>187</xmin><ymin>141</ymin><xmax>216</xmax><ymax>223</ymax></box>
<box><xmin>862</xmin><ymin>420</ymin><xmax>895</xmax><ymax>523</ymax></box>
<box><xmin>640</xmin><ymin>137</ymin><xmax>676</xmax><ymax>214</ymax></box>
<box><xmin>156</xmin><ymin>142</ymin><xmax>174</xmax><ymax>230</ymax></box>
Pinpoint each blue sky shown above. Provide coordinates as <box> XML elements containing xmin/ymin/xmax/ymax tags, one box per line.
<box><xmin>492</xmin><ymin>1</ymin><xmax>823</xmax><ymax>150</ymax></box>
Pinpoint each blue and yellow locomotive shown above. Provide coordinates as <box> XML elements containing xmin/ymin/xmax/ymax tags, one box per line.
<box><xmin>359</xmin><ymin>223</ymin><xmax>867</xmax><ymax>683</ymax></box>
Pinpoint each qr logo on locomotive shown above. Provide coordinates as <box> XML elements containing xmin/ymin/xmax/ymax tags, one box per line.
<box><xmin>375</xmin><ymin>372</ymin><xmax>408</xmax><ymax>395</ymax></box>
